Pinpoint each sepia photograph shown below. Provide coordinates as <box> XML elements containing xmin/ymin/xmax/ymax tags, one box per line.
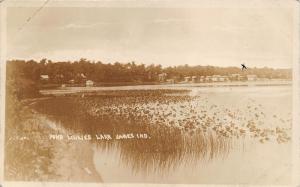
<box><xmin>0</xmin><ymin>0</ymin><xmax>299</xmax><ymax>186</ymax></box>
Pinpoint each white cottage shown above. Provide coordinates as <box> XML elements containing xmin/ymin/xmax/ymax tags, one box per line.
<box><xmin>86</xmin><ymin>80</ymin><xmax>94</xmax><ymax>87</ymax></box>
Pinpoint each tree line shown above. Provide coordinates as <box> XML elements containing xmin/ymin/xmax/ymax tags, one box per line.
<box><xmin>7</xmin><ymin>58</ymin><xmax>292</xmax><ymax>82</ymax></box>
<box><xmin>6</xmin><ymin>58</ymin><xmax>292</xmax><ymax>99</ymax></box>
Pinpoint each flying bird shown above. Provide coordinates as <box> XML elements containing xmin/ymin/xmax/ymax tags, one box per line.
<box><xmin>241</xmin><ymin>64</ymin><xmax>247</xmax><ymax>70</ymax></box>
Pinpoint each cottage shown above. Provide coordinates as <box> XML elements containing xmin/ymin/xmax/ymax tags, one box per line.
<box><xmin>247</xmin><ymin>74</ymin><xmax>258</xmax><ymax>81</ymax></box>
<box><xmin>158</xmin><ymin>73</ymin><xmax>167</xmax><ymax>82</ymax></box>
<box><xmin>40</xmin><ymin>74</ymin><xmax>49</xmax><ymax>81</ymax></box>
<box><xmin>219</xmin><ymin>76</ymin><xmax>229</xmax><ymax>82</ymax></box>
<box><xmin>211</xmin><ymin>77</ymin><xmax>218</xmax><ymax>82</ymax></box>
<box><xmin>166</xmin><ymin>79</ymin><xmax>175</xmax><ymax>84</ymax></box>
<box><xmin>212</xmin><ymin>75</ymin><xmax>221</xmax><ymax>82</ymax></box>
<box><xmin>205</xmin><ymin>76</ymin><xmax>212</xmax><ymax>82</ymax></box>
<box><xmin>86</xmin><ymin>80</ymin><xmax>94</xmax><ymax>87</ymax></box>
<box><xmin>184</xmin><ymin>76</ymin><xmax>191</xmax><ymax>82</ymax></box>
<box><xmin>68</xmin><ymin>79</ymin><xmax>75</xmax><ymax>84</ymax></box>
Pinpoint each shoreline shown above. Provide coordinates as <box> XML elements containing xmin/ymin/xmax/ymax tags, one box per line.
<box><xmin>4</xmin><ymin>111</ymin><xmax>102</xmax><ymax>182</ymax></box>
<box><xmin>39</xmin><ymin>80</ymin><xmax>292</xmax><ymax>96</ymax></box>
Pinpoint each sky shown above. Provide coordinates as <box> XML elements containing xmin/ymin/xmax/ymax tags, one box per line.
<box><xmin>6</xmin><ymin>6</ymin><xmax>294</xmax><ymax>68</ymax></box>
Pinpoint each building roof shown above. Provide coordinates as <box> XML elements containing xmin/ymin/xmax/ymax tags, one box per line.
<box><xmin>40</xmin><ymin>75</ymin><xmax>49</xmax><ymax>79</ymax></box>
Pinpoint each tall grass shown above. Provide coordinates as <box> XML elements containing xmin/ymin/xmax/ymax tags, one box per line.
<box><xmin>32</xmin><ymin>90</ymin><xmax>232</xmax><ymax>174</ymax></box>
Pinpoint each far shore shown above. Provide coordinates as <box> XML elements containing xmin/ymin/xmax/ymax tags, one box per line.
<box><xmin>39</xmin><ymin>80</ymin><xmax>292</xmax><ymax>96</ymax></box>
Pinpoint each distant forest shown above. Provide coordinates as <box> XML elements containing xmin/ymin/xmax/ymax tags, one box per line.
<box><xmin>6</xmin><ymin>59</ymin><xmax>292</xmax><ymax>99</ymax></box>
<box><xmin>7</xmin><ymin>58</ymin><xmax>292</xmax><ymax>83</ymax></box>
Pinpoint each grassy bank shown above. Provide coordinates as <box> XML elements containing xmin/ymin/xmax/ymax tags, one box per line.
<box><xmin>5</xmin><ymin>99</ymin><xmax>102</xmax><ymax>182</ymax></box>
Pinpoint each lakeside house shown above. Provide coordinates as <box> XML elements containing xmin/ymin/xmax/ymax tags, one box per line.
<box><xmin>158</xmin><ymin>73</ymin><xmax>167</xmax><ymax>82</ymax></box>
<box><xmin>211</xmin><ymin>75</ymin><xmax>221</xmax><ymax>82</ymax></box>
<box><xmin>86</xmin><ymin>80</ymin><xmax>94</xmax><ymax>87</ymax></box>
<box><xmin>184</xmin><ymin>76</ymin><xmax>191</xmax><ymax>82</ymax></box>
<box><xmin>199</xmin><ymin>76</ymin><xmax>205</xmax><ymax>82</ymax></box>
<box><xmin>205</xmin><ymin>76</ymin><xmax>212</xmax><ymax>82</ymax></box>
<box><xmin>40</xmin><ymin>74</ymin><xmax>49</xmax><ymax>81</ymax></box>
<box><xmin>68</xmin><ymin>79</ymin><xmax>75</xmax><ymax>84</ymax></box>
<box><xmin>159</xmin><ymin>74</ymin><xmax>259</xmax><ymax>84</ymax></box>
<box><xmin>166</xmin><ymin>79</ymin><xmax>175</xmax><ymax>84</ymax></box>
<box><xmin>229</xmin><ymin>74</ymin><xmax>247</xmax><ymax>81</ymax></box>
<box><xmin>247</xmin><ymin>74</ymin><xmax>258</xmax><ymax>81</ymax></box>
<box><xmin>220</xmin><ymin>76</ymin><xmax>229</xmax><ymax>82</ymax></box>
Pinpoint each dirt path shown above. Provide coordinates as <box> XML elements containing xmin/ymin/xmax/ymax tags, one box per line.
<box><xmin>40</xmin><ymin>115</ymin><xmax>103</xmax><ymax>182</ymax></box>
<box><xmin>5</xmin><ymin>109</ymin><xmax>103</xmax><ymax>182</ymax></box>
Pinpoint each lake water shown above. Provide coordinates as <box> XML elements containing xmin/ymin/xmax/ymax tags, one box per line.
<box><xmin>35</xmin><ymin>85</ymin><xmax>292</xmax><ymax>184</ymax></box>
